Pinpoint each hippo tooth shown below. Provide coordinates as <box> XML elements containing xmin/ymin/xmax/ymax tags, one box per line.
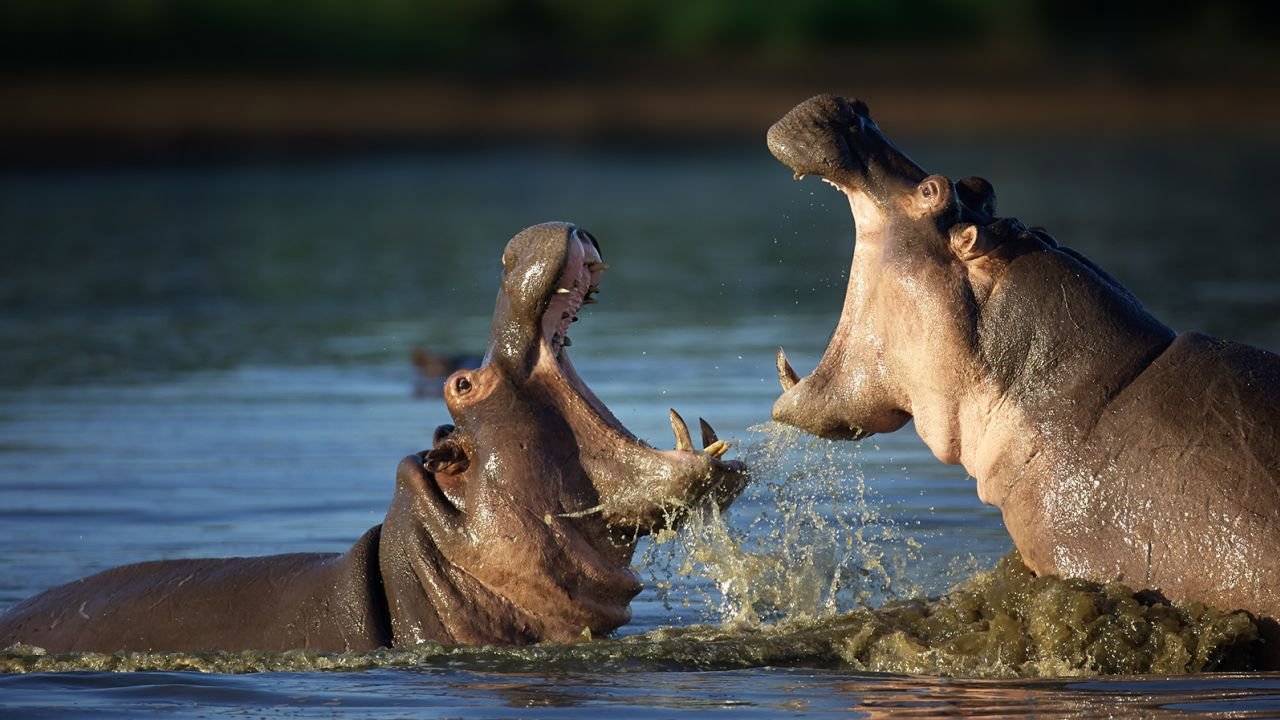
<box><xmin>699</xmin><ymin>417</ymin><xmax>719</xmax><ymax>448</ymax></box>
<box><xmin>555</xmin><ymin>288</ymin><xmax>572</xmax><ymax>294</ymax></box>
<box><xmin>583</xmin><ymin>296</ymin><xmax>598</xmax><ymax>305</ymax></box>
<box><xmin>703</xmin><ymin>440</ymin><xmax>730</xmax><ymax>458</ymax></box>
<box><xmin>587</xmin><ymin>262</ymin><xmax>609</xmax><ymax>272</ymax></box>
<box><xmin>668</xmin><ymin>409</ymin><xmax>694</xmax><ymax>452</ymax></box>
<box><xmin>776</xmin><ymin>347</ymin><xmax>799</xmax><ymax>391</ymax></box>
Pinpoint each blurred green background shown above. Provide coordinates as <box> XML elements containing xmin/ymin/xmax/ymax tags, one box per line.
<box><xmin>2</xmin><ymin>0</ymin><xmax>1279</xmax><ymax>166</ymax></box>
<box><xmin>3</xmin><ymin>0</ymin><xmax>1276</xmax><ymax>78</ymax></box>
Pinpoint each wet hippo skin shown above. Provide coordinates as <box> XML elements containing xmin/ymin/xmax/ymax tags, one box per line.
<box><xmin>767</xmin><ymin>95</ymin><xmax>1280</xmax><ymax>650</ymax></box>
<box><xmin>0</xmin><ymin>222</ymin><xmax>748</xmax><ymax>654</ymax></box>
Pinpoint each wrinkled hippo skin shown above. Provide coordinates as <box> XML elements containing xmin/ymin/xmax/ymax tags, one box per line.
<box><xmin>0</xmin><ymin>223</ymin><xmax>747</xmax><ymax>654</ymax></box>
<box><xmin>768</xmin><ymin>95</ymin><xmax>1280</xmax><ymax>637</ymax></box>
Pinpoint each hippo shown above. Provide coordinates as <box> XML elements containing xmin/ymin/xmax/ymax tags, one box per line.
<box><xmin>766</xmin><ymin>95</ymin><xmax>1280</xmax><ymax>644</ymax></box>
<box><xmin>0</xmin><ymin>222</ymin><xmax>747</xmax><ymax>654</ymax></box>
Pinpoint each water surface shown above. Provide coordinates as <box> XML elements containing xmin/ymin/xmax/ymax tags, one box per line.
<box><xmin>2</xmin><ymin>140</ymin><xmax>1279</xmax><ymax>716</ymax></box>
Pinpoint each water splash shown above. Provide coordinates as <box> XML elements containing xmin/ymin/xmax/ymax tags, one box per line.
<box><xmin>642</xmin><ymin>422</ymin><xmax>922</xmax><ymax>627</ymax></box>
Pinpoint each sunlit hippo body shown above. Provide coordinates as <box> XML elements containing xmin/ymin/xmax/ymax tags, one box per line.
<box><xmin>0</xmin><ymin>222</ymin><xmax>746</xmax><ymax>654</ymax></box>
<box><xmin>767</xmin><ymin>95</ymin><xmax>1280</xmax><ymax>637</ymax></box>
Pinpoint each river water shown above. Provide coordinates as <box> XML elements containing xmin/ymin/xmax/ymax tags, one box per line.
<box><xmin>2</xmin><ymin>138</ymin><xmax>1280</xmax><ymax>717</ymax></box>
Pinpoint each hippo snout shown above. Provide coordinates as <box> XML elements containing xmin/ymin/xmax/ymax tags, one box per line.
<box><xmin>766</xmin><ymin>94</ymin><xmax>862</xmax><ymax>182</ymax></box>
<box><xmin>771</xmin><ymin>376</ymin><xmax>868</xmax><ymax>442</ymax></box>
<box><xmin>772</xmin><ymin>348</ymin><xmax>911</xmax><ymax>441</ymax></box>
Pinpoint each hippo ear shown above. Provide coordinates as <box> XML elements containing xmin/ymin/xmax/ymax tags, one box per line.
<box><xmin>1028</xmin><ymin>226</ymin><xmax>1059</xmax><ymax>248</ymax></box>
<box><xmin>957</xmin><ymin>176</ymin><xmax>997</xmax><ymax>217</ymax></box>
<box><xmin>425</xmin><ymin>438</ymin><xmax>470</xmax><ymax>476</ymax></box>
<box><xmin>432</xmin><ymin>424</ymin><xmax>456</xmax><ymax>444</ymax></box>
<box><xmin>950</xmin><ymin>223</ymin><xmax>998</xmax><ymax>261</ymax></box>
<box><xmin>915</xmin><ymin>175</ymin><xmax>954</xmax><ymax>216</ymax></box>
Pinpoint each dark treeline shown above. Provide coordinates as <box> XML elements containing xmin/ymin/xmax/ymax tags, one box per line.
<box><xmin>3</xmin><ymin>0</ymin><xmax>1277</xmax><ymax>78</ymax></box>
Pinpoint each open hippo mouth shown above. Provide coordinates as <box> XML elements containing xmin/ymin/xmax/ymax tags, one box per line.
<box><xmin>380</xmin><ymin>222</ymin><xmax>748</xmax><ymax>645</ymax></box>
<box><xmin>533</xmin><ymin>227</ymin><xmax>736</xmax><ymax>475</ymax></box>
<box><xmin>765</xmin><ymin>95</ymin><xmax>1022</xmax><ymax>445</ymax></box>
<box><xmin>414</xmin><ymin>223</ymin><xmax>744</xmax><ymax>527</ymax></box>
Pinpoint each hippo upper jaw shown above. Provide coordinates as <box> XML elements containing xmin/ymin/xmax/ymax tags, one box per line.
<box><xmin>767</xmin><ymin>94</ymin><xmax>926</xmax><ymax>207</ymax></box>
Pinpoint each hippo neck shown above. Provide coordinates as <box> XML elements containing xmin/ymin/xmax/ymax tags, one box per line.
<box><xmin>961</xmin><ymin>246</ymin><xmax>1176</xmax><ymax>507</ymax></box>
<box><xmin>377</xmin><ymin>509</ymin><xmax>636</xmax><ymax>645</ymax></box>
<box><xmin>376</xmin><ymin>517</ymin><xmax>544</xmax><ymax>646</ymax></box>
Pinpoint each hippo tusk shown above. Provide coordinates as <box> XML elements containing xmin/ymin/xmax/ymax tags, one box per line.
<box><xmin>703</xmin><ymin>440</ymin><xmax>730</xmax><ymax>458</ymax></box>
<box><xmin>776</xmin><ymin>347</ymin><xmax>799</xmax><ymax>391</ymax></box>
<box><xmin>669</xmin><ymin>408</ymin><xmax>694</xmax><ymax>452</ymax></box>
<box><xmin>699</xmin><ymin>418</ymin><xmax>731</xmax><ymax>457</ymax></box>
<box><xmin>699</xmin><ymin>418</ymin><xmax>718</xmax><ymax>447</ymax></box>
<box><xmin>586</xmin><ymin>262</ymin><xmax>609</xmax><ymax>272</ymax></box>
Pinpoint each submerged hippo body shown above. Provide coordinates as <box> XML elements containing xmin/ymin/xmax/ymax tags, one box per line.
<box><xmin>0</xmin><ymin>223</ymin><xmax>746</xmax><ymax>654</ymax></box>
<box><xmin>768</xmin><ymin>95</ymin><xmax>1280</xmax><ymax>631</ymax></box>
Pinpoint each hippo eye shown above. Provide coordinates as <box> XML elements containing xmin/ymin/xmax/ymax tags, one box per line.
<box><xmin>454</xmin><ymin>376</ymin><xmax>472</xmax><ymax>395</ymax></box>
<box><xmin>922</xmin><ymin>183</ymin><xmax>935</xmax><ymax>199</ymax></box>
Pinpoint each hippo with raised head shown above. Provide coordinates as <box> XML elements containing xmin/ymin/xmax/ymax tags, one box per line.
<box><xmin>0</xmin><ymin>222</ymin><xmax>747</xmax><ymax>654</ymax></box>
<box><xmin>767</xmin><ymin>95</ymin><xmax>1280</xmax><ymax>639</ymax></box>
